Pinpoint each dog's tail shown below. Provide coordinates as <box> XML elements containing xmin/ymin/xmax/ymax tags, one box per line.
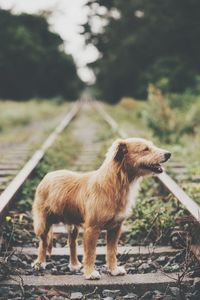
<box><xmin>32</xmin><ymin>196</ymin><xmax>46</xmax><ymax>237</ymax></box>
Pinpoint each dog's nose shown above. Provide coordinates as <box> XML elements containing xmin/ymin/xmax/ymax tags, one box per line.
<box><xmin>164</xmin><ymin>152</ymin><xmax>171</xmax><ymax>160</ymax></box>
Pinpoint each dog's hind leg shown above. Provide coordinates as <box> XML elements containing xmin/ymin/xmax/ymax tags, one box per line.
<box><xmin>47</xmin><ymin>226</ymin><xmax>53</xmax><ymax>257</ymax></box>
<box><xmin>32</xmin><ymin>210</ymin><xmax>51</xmax><ymax>270</ymax></box>
<box><xmin>83</xmin><ymin>226</ymin><xmax>101</xmax><ymax>280</ymax></box>
<box><xmin>67</xmin><ymin>225</ymin><xmax>82</xmax><ymax>272</ymax></box>
<box><xmin>106</xmin><ymin>222</ymin><xmax>126</xmax><ymax>276</ymax></box>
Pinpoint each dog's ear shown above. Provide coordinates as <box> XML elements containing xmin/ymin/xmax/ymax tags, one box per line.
<box><xmin>114</xmin><ymin>142</ymin><xmax>128</xmax><ymax>162</ymax></box>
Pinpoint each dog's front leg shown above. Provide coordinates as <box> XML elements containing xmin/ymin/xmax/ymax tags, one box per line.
<box><xmin>83</xmin><ymin>226</ymin><xmax>100</xmax><ymax>280</ymax></box>
<box><xmin>106</xmin><ymin>222</ymin><xmax>126</xmax><ymax>276</ymax></box>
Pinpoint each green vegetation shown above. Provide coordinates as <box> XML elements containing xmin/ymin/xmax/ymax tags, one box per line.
<box><xmin>146</xmin><ymin>85</ymin><xmax>200</xmax><ymax>144</ymax></box>
<box><xmin>127</xmin><ymin>178</ymin><xmax>187</xmax><ymax>245</ymax></box>
<box><xmin>17</xmin><ymin>123</ymin><xmax>81</xmax><ymax>211</ymax></box>
<box><xmin>104</xmin><ymin>86</ymin><xmax>200</xmax><ymax>230</ymax></box>
<box><xmin>0</xmin><ymin>99</ymin><xmax>68</xmax><ymax>132</ymax></box>
<box><xmin>105</xmin><ymin>86</ymin><xmax>200</xmax><ymax>163</ymax></box>
<box><xmin>14</xmin><ymin>108</ymin><xmax>115</xmax><ymax>211</ymax></box>
<box><xmin>0</xmin><ymin>99</ymin><xmax>70</xmax><ymax>146</ymax></box>
<box><xmin>0</xmin><ymin>9</ymin><xmax>83</xmax><ymax>100</ymax></box>
<box><xmin>2</xmin><ymin>103</ymin><xmax>199</xmax><ymax>247</ymax></box>
<box><xmin>84</xmin><ymin>0</ymin><xmax>200</xmax><ymax>102</ymax></box>
<box><xmin>1</xmin><ymin>120</ymin><xmax>81</xmax><ymax>248</ymax></box>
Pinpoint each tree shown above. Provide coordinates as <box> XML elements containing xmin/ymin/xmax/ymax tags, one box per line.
<box><xmin>0</xmin><ymin>9</ymin><xmax>83</xmax><ymax>100</ymax></box>
<box><xmin>84</xmin><ymin>0</ymin><xmax>200</xmax><ymax>102</ymax></box>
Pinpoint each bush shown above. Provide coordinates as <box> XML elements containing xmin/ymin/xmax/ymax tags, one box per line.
<box><xmin>119</xmin><ymin>98</ymin><xmax>141</xmax><ymax>110</ymax></box>
<box><xmin>168</xmin><ymin>92</ymin><xmax>199</xmax><ymax>110</ymax></box>
<box><xmin>144</xmin><ymin>84</ymin><xmax>183</xmax><ymax>143</ymax></box>
<box><xmin>143</xmin><ymin>84</ymin><xmax>200</xmax><ymax>143</ymax></box>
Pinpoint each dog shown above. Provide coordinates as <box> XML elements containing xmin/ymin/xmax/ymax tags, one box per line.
<box><xmin>32</xmin><ymin>138</ymin><xmax>171</xmax><ymax>279</ymax></box>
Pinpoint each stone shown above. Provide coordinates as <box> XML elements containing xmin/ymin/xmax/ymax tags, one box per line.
<box><xmin>184</xmin><ymin>292</ymin><xmax>193</xmax><ymax>300</ymax></box>
<box><xmin>60</xmin><ymin>258</ymin><xmax>68</xmax><ymax>264</ymax></box>
<box><xmin>25</xmin><ymin>291</ymin><xmax>34</xmax><ymax>298</ymax></box>
<box><xmin>138</xmin><ymin>262</ymin><xmax>152</xmax><ymax>273</ymax></box>
<box><xmin>10</xmin><ymin>255</ymin><xmax>19</xmax><ymax>262</ymax></box>
<box><xmin>162</xmin><ymin>296</ymin><xmax>175</xmax><ymax>300</ymax></box>
<box><xmin>126</xmin><ymin>267</ymin><xmax>137</xmax><ymax>274</ymax></box>
<box><xmin>102</xmin><ymin>290</ymin><xmax>121</xmax><ymax>298</ymax></box>
<box><xmin>190</xmin><ymin>290</ymin><xmax>200</xmax><ymax>300</ymax></box>
<box><xmin>46</xmin><ymin>262</ymin><xmax>55</xmax><ymax>270</ymax></box>
<box><xmin>51</xmin><ymin>267</ymin><xmax>59</xmax><ymax>275</ymax></box>
<box><xmin>123</xmin><ymin>293</ymin><xmax>138</xmax><ymax>299</ymax></box>
<box><xmin>95</xmin><ymin>259</ymin><xmax>104</xmax><ymax>265</ymax></box>
<box><xmin>140</xmin><ymin>291</ymin><xmax>154</xmax><ymax>299</ymax></box>
<box><xmin>24</xmin><ymin>269</ymin><xmax>33</xmax><ymax>275</ymax></box>
<box><xmin>192</xmin><ymin>278</ymin><xmax>200</xmax><ymax>290</ymax></box>
<box><xmin>24</xmin><ymin>254</ymin><xmax>32</xmax><ymax>263</ymax></box>
<box><xmin>60</xmin><ymin>264</ymin><xmax>69</xmax><ymax>272</ymax></box>
<box><xmin>152</xmin><ymin>290</ymin><xmax>164</xmax><ymax>299</ymax></box>
<box><xmin>70</xmin><ymin>292</ymin><xmax>83</xmax><ymax>300</ymax></box>
<box><xmin>169</xmin><ymin>287</ymin><xmax>180</xmax><ymax>297</ymax></box>
<box><xmin>0</xmin><ymin>287</ymin><xmax>10</xmax><ymax>295</ymax></box>
<box><xmin>128</xmin><ymin>257</ymin><xmax>135</xmax><ymax>263</ymax></box>
<box><xmin>156</xmin><ymin>256</ymin><xmax>168</xmax><ymax>265</ymax></box>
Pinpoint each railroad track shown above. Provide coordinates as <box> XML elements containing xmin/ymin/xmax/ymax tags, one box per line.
<box><xmin>0</xmin><ymin>98</ymin><xmax>200</xmax><ymax>300</ymax></box>
<box><xmin>0</xmin><ymin>107</ymin><xmax>77</xmax><ymax>198</ymax></box>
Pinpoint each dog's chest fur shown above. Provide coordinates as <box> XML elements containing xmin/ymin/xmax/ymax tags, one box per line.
<box><xmin>107</xmin><ymin>177</ymin><xmax>141</xmax><ymax>227</ymax></box>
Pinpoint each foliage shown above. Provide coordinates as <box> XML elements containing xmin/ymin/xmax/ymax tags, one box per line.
<box><xmin>84</xmin><ymin>0</ymin><xmax>200</xmax><ymax>102</ymax></box>
<box><xmin>128</xmin><ymin>177</ymin><xmax>186</xmax><ymax>245</ymax></box>
<box><xmin>0</xmin><ymin>9</ymin><xmax>83</xmax><ymax>100</ymax></box>
<box><xmin>105</xmin><ymin>86</ymin><xmax>200</xmax><ymax>160</ymax></box>
<box><xmin>0</xmin><ymin>99</ymin><xmax>68</xmax><ymax>133</ymax></box>
<box><xmin>143</xmin><ymin>85</ymin><xmax>200</xmax><ymax>143</ymax></box>
<box><xmin>144</xmin><ymin>84</ymin><xmax>183</xmax><ymax>143</ymax></box>
<box><xmin>17</xmin><ymin>125</ymin><xmax>80</xmax><ymax>211</ymax></box>
<box><xmin>119</xmin><ymin>98</ymin><xmax>142</xmax><ymax>110</ymax></box>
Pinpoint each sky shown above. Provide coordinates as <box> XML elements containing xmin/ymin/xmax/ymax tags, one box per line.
<box><xmin>0</xmin><ymin>0</ymin><xmax>99</xmax><ymax>83</ymax></box>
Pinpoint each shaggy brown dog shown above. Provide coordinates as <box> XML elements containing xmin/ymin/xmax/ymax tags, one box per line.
<box><xmin>32</xmin><ymin>138</ymin><xmax>171</xmax><ymax>279</ymax></box>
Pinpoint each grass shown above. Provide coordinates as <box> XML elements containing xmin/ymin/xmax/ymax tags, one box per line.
<box><xmin>1</xmin><ymin>106</ymin><xmax>120</xmax><ymax>248</ymax></box>
<box><xmin>105</xmin><ymin>90</ymin><xmax>200</xmax><ymax>176</ymax></box>
<box><xmin>0</xmin><ymin>99</ymin><xmax>69</xmax><ymax>131</ymax></box>
<box><xmin>5</xmin><ymin>107</ymin><xmax>114</xmax><ymax>213</ymax></box>
<box><xmin>105</xmin><ymin>98</ymin><xmax>150</xmax><ymax>139</ymax></box>
<box><xmin>1</xmin><ymin>98</ymin><xmax>199</xmax><ymax>248</ymax></box>
<box><xmin>1</xmin><ymin>120</ymin><xmax>81</xmax><ymax>248</ymax></box>
<box><xmin>127</xmin><ymin>177</ymin><xmax>188</xmax><ymax>245</ymax></box>
<box><xmin>0</xmin><ymin>99</ymin><xmax>70</xmax><ymax>145</ymax></box>
<box><xmin>17</xmin><ymin>122</ymin><xmax>81</xmax><ymax>211</ymax></box>
<box><xmin>104</xmin><ymin>89</ymin><xmax>200</xmax><ymax>242</ymax></box>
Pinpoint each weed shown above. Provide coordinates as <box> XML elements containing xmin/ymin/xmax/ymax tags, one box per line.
<box><xmin>127</xmin><ymin>177</ymin><xmax>186</xmax><ymax>245</ymax></box>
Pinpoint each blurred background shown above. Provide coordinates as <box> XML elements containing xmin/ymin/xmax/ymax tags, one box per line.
<box><xmin>1</xmin><ymin>0</ymin><xmax>200</xmax><ymax>101</ymax></box>
<box><xmin>1</xmin><ymin>1</ymin><xmax>200</xmax><ymax>281</ymax></box>
<box><xmin>0</xmin><ymin>0</ymin><xmax>200</xmax><ymax>155</ymax></box>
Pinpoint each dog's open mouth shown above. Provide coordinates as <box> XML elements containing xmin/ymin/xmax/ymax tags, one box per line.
<box><xmin>141</xmin><ymin>163</ymin><xmax>163</xmax><ymax>174</ymax></box>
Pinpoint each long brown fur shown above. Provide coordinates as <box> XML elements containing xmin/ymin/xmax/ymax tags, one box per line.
<box><xmin>32</xmin><ymin>138</ymin><xmax>170</xmax><ymax>279</ymax></box>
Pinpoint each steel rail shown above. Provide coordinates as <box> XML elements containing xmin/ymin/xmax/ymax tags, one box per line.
<box><xmin>0</xmin><ymin>101</ymin><xmax>81</xmax><ymax>222</ymax></box>
<box><xmin>94</xmin><ymin>101</ymin><xmax>200</xmax><ymax>222</ymax></box>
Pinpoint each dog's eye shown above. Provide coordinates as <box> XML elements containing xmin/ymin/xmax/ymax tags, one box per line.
<box><xmin>143</xmin><ymin>147</ymin><xmax>149</xmax><ymax>151</ymax></box>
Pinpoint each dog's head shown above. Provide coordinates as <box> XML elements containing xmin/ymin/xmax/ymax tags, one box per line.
<box><xmin>111</xmin><ymin>138</ymin><xmax>171</xmax><ymax>177</ymax></box>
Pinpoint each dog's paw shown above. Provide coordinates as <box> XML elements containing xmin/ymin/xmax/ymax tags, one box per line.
<box><xmin>85</xmin><ymin>270</ymin><xmax>101</xmax><ymax>280</ymax></box>
<box><xmin>31</xmin><ymin>260</ymin><xmax>46</xmax><ymax>270</ymax></box>
<box><xmin>109</xmin><ymin>266</ymin><xmax>126</xmax><ymax>276</ymax></box>
<box><xmin>69</xmin><ymin>261</ymin><xmax>82</xmax><ymax>272</ymax></box>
